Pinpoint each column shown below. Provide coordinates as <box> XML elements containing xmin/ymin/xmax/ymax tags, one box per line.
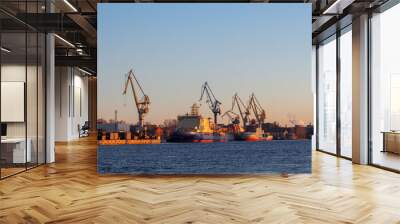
<box><xmin>352</xmin><ymin>14</ymin><xmax>369</xmax><ymax>164</ymax></box>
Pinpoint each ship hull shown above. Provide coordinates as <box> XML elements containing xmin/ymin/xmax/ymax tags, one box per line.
<box><xmin>167</xmin><ymin>131</ymin><xmax>226</xmax><ymax>143</ymax></box>
<box><xmin>234</xmin><ymin>132</ymin><xmax>273</xmax><ymax>142</ymax></box>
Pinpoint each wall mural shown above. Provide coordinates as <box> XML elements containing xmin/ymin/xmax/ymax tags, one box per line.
<box><xmin>97</xmin><ymin>3</ymin><xmax>313</xmax><ymax>174</ymax></box>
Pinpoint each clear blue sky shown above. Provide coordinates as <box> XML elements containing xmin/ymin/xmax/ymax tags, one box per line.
<box><xmin>98</xmin><ymin>4</ymin><xmax>312</xmax><ymax>126</ymax></box>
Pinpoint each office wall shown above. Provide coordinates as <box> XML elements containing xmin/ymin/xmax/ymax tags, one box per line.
<box><xmin>1</xmin><ymin>0</ymin><xmax>49</xmax><ymax>179</ymax></box>
<box><xmin>55</xmin><ymin>67</ymin><xmax>89</xmax><ymax>141</ymax></box>
<box><xmin>1</xmin><ymin>64</ymin><xmax>43</xmax><ymax>140</ymax></box>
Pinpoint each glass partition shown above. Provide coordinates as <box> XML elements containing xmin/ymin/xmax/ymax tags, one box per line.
<box><xmin>1</xmin><ymin>31</ymin><xmax>28</xmax><ymax>177</ymax></box>
<box><xmin>0</xmin><ymin>1</ymin><xmax>46</xmax><ymax>179</ymax></box>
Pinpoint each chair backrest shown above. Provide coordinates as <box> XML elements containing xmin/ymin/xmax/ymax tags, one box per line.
<box><xmin>82</xmin><ymin>121</ymin><xmax>90</xmax><ymax>129</ymax></box>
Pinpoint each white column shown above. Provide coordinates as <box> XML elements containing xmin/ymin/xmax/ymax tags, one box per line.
<box><xmin>312</xmin><ymin>45</ymin><xmax>317</xmax><ymax>150</ymax></box>
<box><xmin>46</xmin><ymin>33</ymin><xmax>55</xmax><ymax>163</ymax></box>
<box><xmin>352</xmin><ymin>14</ymin><xmax>369</xmax><ymax>164</ymax></box>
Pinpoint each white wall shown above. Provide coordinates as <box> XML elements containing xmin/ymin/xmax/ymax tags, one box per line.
<box><xmin>55</xmin><ymin>67</ymin><xmax>89</xmax><ymax>141</ymax></box>
<box><xmin>1</xmin><ymin>65</ymin><xmax>40</xmax><ymax>137</ymax></box>
<box><xmin>1</xmin><ymin>63</ymin><xmax>46</xmax><ymax>163</ymax></box>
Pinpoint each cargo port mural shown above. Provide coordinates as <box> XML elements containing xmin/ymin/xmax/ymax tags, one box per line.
<box><xmin>97</xmin><ymin>4</ymin><xmax>312</xmax><ymax>174</ymax></box>
<box><xmin>97</xmin><ymin>69</ymin><xmax>313</xmax><ymax>145</ymax></box>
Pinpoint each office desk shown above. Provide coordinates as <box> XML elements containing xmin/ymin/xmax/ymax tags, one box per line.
<box><xmin>1</xmin><ymin>138</ymin><xmax>31</xmax><ymax>163</ymax></box>
<box><xmin>382</xmin><ymin>131</ymin><xmax>400</xmax><ymax>154</ymax></box>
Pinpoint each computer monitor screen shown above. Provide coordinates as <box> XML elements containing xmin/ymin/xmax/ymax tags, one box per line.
<box><xmin>1</xmin><ymin>123</ymin><xmax>7</xmax><ymax>137</ymax></box>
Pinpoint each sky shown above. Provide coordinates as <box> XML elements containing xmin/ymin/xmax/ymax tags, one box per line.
<box><xmin>98</xmin><ymin>4</ymin><xmax>312</xmax><ymax>126</ymax></box>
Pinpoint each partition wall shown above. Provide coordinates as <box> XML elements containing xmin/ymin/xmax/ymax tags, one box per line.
<box><xmin>0</xmin><ymin>1</ymin><xmax>46</xmax><ymax>179</ymax></box>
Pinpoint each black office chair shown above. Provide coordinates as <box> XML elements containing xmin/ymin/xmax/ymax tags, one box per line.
<box><xmin>79</xmin><ymin>121</ymin><xmax>90</xmax><ymax>138</ymax></box>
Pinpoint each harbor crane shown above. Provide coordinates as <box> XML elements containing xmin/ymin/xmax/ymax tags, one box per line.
<box><xmin>288</xmin><ymin>113</ymin><xmax>298</xmax><ymax>126</ymax></box>
<box><xmin>122</xmin><ymin>69</ymin><xmax>150</xmax><ymax>129</ymax></box>
<box><xmin>248</xmin><ymin>93</ymin><xmax>266</xmax><ymax>127</ymax></box>
<box><xmin>199</xmin><ymin>82</ymin><xmax>222</xmax><ymax>125</ymax></box>
<box><xmin>231</xmin><ymin>93</ymin><xmax>251</xmax><ymax>127</ymax></box>
<box><xmin>222</xmin><ymin>110</ymin><xmax>240</xmax><ymax>125</ymax></box>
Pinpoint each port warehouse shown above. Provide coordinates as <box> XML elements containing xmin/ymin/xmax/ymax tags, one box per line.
<box><xmin>97</xmin><ymin>120</ymin><xmax>313</xmax><ymax>142</ymax></box>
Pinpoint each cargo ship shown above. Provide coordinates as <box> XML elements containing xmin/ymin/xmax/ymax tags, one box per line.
<box><xmin>234</xmin><ymin>126</ymin><xmax>273</xmax><ymax>142</ymax></box>
<box><xmin>167</xmin><ymin>104</ymin><xmax>226</xmax><ymax>143</ymax></box>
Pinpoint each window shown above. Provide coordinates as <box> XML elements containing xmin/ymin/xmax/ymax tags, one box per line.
<box><xmin>317</xmin><ymin>35</ymin><xmax>337</xmax><ymax>154</ymax></box>
<box><xmin>370</xmin><ymin>3</ymin><xmax>400</xmax><ymax>171</ymax></box>
<box><xmin>339</xmin><ymin>27</ymin><xmax>352</xmax><ymax>158</ymax></box>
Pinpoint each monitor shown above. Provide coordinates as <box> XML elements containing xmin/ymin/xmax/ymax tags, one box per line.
<box><xmin>1</xmin><ymin>123</ymin><xmax>7</xmax><ymax>137</ymax></box>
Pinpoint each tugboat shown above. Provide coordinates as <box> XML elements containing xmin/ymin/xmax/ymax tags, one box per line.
<box><xmin>234</xmin><ymin>126</ymin><xmax>273</xmax><ymax>142</ymax></box>
<box><xmin>167</xmin><ymin>104</ymin><xmax>226</xmax><ymax>143</ymax></box>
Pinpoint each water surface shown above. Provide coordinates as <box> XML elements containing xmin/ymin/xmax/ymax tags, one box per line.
<box><xmin>98</xmin><ymin>140</ymin><xmax>311</xmax><ymax>174</ymax></box>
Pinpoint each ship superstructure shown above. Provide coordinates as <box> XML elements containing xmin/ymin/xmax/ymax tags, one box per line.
<box><xmin>168</xmin><ymin>104</ymin><xmax>225</xmax><ymax>143</ymax></box>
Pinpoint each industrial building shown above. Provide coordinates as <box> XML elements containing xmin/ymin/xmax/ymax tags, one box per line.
<box><xmin>1</xmin><ymin>0</ymin><xmax>400</xmax><ymax>222</ymax></box>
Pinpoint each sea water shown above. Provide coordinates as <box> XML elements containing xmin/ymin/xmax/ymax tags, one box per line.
<box><xmin>98</xmin><ymin>140</ymin><xmax>311</xmax><ymax>174</ymax></box>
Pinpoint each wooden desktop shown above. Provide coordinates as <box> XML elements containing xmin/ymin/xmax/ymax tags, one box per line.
<box><xmin>382</xmin><ymin>131</ymin><xmax>400</xmax><ymax>154</ymax></box>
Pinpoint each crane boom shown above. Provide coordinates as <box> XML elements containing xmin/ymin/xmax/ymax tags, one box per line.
<box><xmin>231</xmin><ymin>93</ymin><xmax>250</xmax><ymax>126</ymax></box>
<box><xmin>199</xmin><ymin>82</ymin><xmax>222</xmax><ymax>126</ymax></box>
<box><xmin>222</xmin><ymin>110</ymin><xmax>240</xmax><ymax>125</ymax></box>
<box><xmin>248</xmin><ymin>93</ymin><xmax>266</xmax><ymax>127</ymax></box>
<box><xmin>122</xmin><ymin>69</ymin><xmax>150</xmax><ymax>129</ymax></box>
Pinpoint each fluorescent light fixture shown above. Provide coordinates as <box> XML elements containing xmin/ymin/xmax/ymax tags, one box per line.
<box><xmin>322</xmin><ymin>0</ymin><xmax>355</xmax><ymax>15</ymax></box>
<box><xmin>1</xmin><ymin>47</ymin><xmax>11</xmax><ymax>53</ymax></box>
<box><xmin>54</xmin><ymin>34</ymin><xmax>75</xmax><ymax>48</ymax></box>
<box><xmin>63</xmin><ymin>0</ymin><xmax>78</xmax><ymax>12</ymax></box>
<box><xmin>323</xmin><ymin>0</ymin><xmax>341</xmax><ymax>14</ymax></box>
<box><xmin>78</xmin><ymin>67</ymin><xmax>93</xmax><ymax>76</ymax></box>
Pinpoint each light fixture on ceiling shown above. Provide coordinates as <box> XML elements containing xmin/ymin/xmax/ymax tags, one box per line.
<box><xmin>322</xmin><ymin>0</ymin><xmax>354</xmax><ymax>15</ymax></box>
<box><xmin>78</xmin><ymin>67</ymin><xmax>93</xmax><ymax>76</ymax></box>
<box><xmin>63</xmin><ymin>0</ymin><xmax>78</xmax><ymax>12</ymax></box>
<box><xmin>54</xmin><ymin>34</ymin><xmax>75</xmax><ymax>48</ymax></box>
<box><xmin>323</xmin><ymin>0</ymin><xmax>342</xmax><ymax>14</ymax></box>
<box><xmin>1</xmin><ymin>47</ymin><xmax>11</xmax><ymax>53</ymax></box>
